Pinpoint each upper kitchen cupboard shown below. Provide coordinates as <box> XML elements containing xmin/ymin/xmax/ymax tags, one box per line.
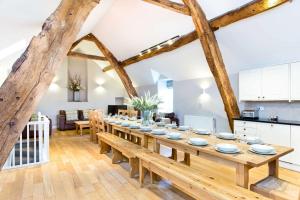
<box><xmin>239</xmin><ymin>64</ymin><xmax>289</xmax><ymax>101</ymax></box>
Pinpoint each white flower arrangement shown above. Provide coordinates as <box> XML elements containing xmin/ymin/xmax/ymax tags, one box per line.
<box><xmin>128</xmin><ymin>91</ymin><xmax>162</xmax><ymax>111</ymax></box>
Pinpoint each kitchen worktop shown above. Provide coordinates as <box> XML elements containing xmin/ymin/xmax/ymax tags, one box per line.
<box><xmin>234</xmin><ymin>117</ymin><xmax>300</xmax><ymax>126</ymax></box>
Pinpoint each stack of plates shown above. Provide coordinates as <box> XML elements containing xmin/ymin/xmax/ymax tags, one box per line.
<box><xmin>246</xmin><ymin>136</ymin><xmax>263</xmax><ymax>145</ymax></box>
<box><xmin>166</xmin><ymin>124</ymin><xmax>177</xmax><ymax>128</ymax></box>
<box><xmin>121</xmin><ymin>122</ymin><xmax>129</xmax><ymax>127</ymax></box>
<box><xmin>140</xmin><ymin>126</ymin><xmax>152</xmax><ymax>132</ymax></box>
<box><xmin>151</xmin><ymin>129</ymin><xmax>166</xmax><ymax>135</ymax></box>
<box><xmin>178</xmin><ymin>126</ymin><xmax>189</xmax><ymax>131</ymax></box>
<box><xmin>215</xmin><ymin>144</ymin><xmax>240</xmax><ymax>154</ymax></box>
<box><xmin>249</xmin><ymin>144</ymin><xmax>276</xmax><ymax>155</ymax></box>
<box><xmin>217</xmin><ymin>132</ymin><xmax>236</xmax><ymax>140</ymax></box>
<box><xmin>166</xmin><ymin>132</ymin><xmax>181</xmax><ymax>140</ymax></box>
<box><xmin>129</xmin><ymin>124</ymin><xmax>140</xmax><ymax>129</ymax></box>
<box><xmin>193</xmin><ymin>129</ymin><xmax>210</xmax><ymax>135</ymax></box>
<box><xmin>188</xmin><ymin>138</ymin><xmax>208</xmax><ymax>146</ymax></box>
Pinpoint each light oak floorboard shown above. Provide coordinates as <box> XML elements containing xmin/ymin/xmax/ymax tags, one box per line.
<box><xmin>0</xmin><ymin>130</ymin><xmax>299</xmax><ymax>200</ymax></box>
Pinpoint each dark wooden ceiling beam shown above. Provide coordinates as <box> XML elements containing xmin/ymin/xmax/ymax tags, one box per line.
<box><xmin>67</xmin><ymin>51</ymin><xmax>107</xmax><ymax>61</ymax></box>
<box><xmin>102</xmin><ymin>0</ymin><xmax>290</xmax><ymax>72</ymax></box>
<box><xmin>182</xmin><ymin>0</ymin><xmax>240</xmax><ymax>131</ymax></box>
<box><xmin>0</xmin><ymin>0</ymin><xmax>100</xmax><ymax>168</ymax></box>
<box><xmin>143</xmin><ymin>0</ymin><xmax>191</xmax><ymax>15</ymax></box>
<box><xmin>88</xmin><ymin>34</ymin><xmax>138</xmax><ymax>97</ymax></box>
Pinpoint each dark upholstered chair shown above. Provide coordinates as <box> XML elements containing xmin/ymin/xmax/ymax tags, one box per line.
<box><xmin>57</xmin><ymin>110</ymin><xmax>84</xmax><ymax>131</ymax></box>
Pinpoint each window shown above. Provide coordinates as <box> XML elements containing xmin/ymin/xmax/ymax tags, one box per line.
<box><xmin>157</xmin><ymin>79</ymin><xmax>173</xmax><ymax>113</ymax></box>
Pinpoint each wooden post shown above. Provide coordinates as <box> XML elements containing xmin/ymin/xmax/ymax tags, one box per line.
<box><xmin>0</xmin><ymin>0</ymin><xmax>100</xmax><ymax>168</ymax></box>
<box><xmin>89</xmin><ymin>34</ymin><xmax>138</xmax><ymax>97</ymax></box>
<box><xmin>182</xmin><ymin>0</ymin><xmax>240</xmax><ymax>130</ymax></box>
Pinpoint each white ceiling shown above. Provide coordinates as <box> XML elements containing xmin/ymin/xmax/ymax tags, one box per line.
<box><xmin>1</xmin><ymin>0</ymin><xmax>300</xmax><ymax>87</ymax></box>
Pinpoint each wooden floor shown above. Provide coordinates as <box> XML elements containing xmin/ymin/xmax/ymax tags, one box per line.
<box><xmin>1</xmin><ymin>130</ymin><xmax>300</xmax><ymax>200</ymax></box>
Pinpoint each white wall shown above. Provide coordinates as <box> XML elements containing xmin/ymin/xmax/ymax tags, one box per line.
<box><xmin>37</xmin><ymin>58</ymin><xmax>126</xmax><ymax>127</ymax></box>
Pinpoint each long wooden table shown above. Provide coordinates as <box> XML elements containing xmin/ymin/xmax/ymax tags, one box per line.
<box><xmin>104</xmin><ymin>119</ymin><xmax>293</xmax><ymax>188</ymax></box>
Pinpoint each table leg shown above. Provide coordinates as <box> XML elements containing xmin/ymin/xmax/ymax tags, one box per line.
<box><xmin>80</xmin><ymin>125</ymin><xmax>83</xmax><ymax>136</ymax></box>
<box><xmin>236</xmin><ymin>164</ymin><xmax>250</xmax><ymax>188</ymax></box>
<box><xmin>171</xmin><ymin>148</ymin><xmax>177</xmax><ymax>161</ymax></box>
<box><xmin>76</xmin><ymin>124</ymin><xmax>79</xmax><ymax>135</ymax></box>
<box><xmin>141</xmin><ymin>135</ymin><xmax>148</xmax><ymax>148</ymax></box>
<box><xmin>268</xmin><ymin>159</ymin><xmax>279</xmax><ymax>177</ymax></box>
<box><xmin>183</xmin><ymin>153</ymin><xmax>190</xmax><ymax>166</ymax></box>
<box><xmin>153</xmin><ymin>138</ymin><xmax>160</xmax><ymax>153</ymax></box>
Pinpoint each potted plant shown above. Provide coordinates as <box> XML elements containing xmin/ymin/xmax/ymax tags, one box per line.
<box><xmin>68</xmin><ymin>74</ymin><xmax>83</xmax><ymax>102</ymax></box>
<box><xmin>128</xmin><ymin>91</ymin><xmax>162</xmax><ymax>126</ymax></box>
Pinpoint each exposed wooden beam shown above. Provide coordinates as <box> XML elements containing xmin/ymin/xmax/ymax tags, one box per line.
<box><xmin>102</xmin><ymin>31</ymin><xmax>198</xmax><ymax>72</ymax></box>
<box><xmin>210</xmin><ymin>0</ymin><xmax>290</xmax><ymax>31</ymax></box>
<box><xmin>143</xmin><ymin>0</ymin><xmax>190</xmax><ymax>15</ymax></box>
<box><xmin>88</xmin><ymin>34</ymin><xmax>138</xmax><ymax>97</ymax></box>
<box><xmin>0</xmin><ymin>0</ymin><xmax>100</xmax><ymax>168</ymax></box>
<box><xmin>69</xmin><ymin>34</ymin><xmax>93</xmax><ymax>51</ymax></box>
<box><xmin>103</xmin><ymin>0</ymin><xmax>290</xmax><ymax>72</ymax></box>
<box><xmin>67</xmin><ymin>51</ymin><xmax>107</xmax><ymax>61</ymax></box>
<box><xmin>182</xmin><ymin>0</ymin><xmax>240</xmax><ymax>131</ymax></box>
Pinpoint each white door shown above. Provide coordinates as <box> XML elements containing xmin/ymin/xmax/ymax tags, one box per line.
<box><xmin>257</xmin><ymin>123</ymin><xmax>291</xmax><ymax>162</ymax></box>
<box><xmin>291</xmin><ymin>62</ymin><xmax>300</xmax><ymax>100</ymax></box>
<box><xmin>261</xmin><ymin>64</ymin><xmax>289</xmax><ymax>101</ymax></box>
<box><xmin>239</xmin><ymin>69</ymin><xmax>262</xmax><ymax>101</ymax></box>
<box><xmin>290</xmin><ymin>126</ymin><xmax>300</xmax><ymax>165</ymax></box>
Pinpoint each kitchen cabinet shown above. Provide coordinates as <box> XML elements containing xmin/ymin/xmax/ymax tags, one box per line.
<box><xmin>290</xmin><ymin>126</ymin><xmax>300</xmax><ymax>165</ymax></box>
<box><xmin>234</xmin><ymin>120</ymin><xmax>258</xmax><ymax>137</ymax></box>
<box><xmin>256</xmin><ymin>123</ymin><xmax>291</xmax><ymax>162</ymax></box>
<box><xmin>261</xmin><ymin>64</ymin><xmax>289</xmax><ymax>101</ymax></box>
<box><xmin>234</xmin><ymin>120</ymin><xmax>292</xmax><ymax>163</ymax></box>
<box><xmin>239</xmin><ymin>64</ymin><xmax>289</xmax><ymax>101</ymax></box>
<box><xmin>239</xmin><ymin>69</ymin><xmax>262</xmax><ymax>101</ymax></box>
<box><xmin>291</xmin><ymin>62</ymin><xmax>300</xmax><ymax>100</ymax></box>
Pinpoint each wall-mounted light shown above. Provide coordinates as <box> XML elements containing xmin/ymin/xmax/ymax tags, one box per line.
<box><xmin>49</xmin><ymin>76</ymin><xmax>60</xmax><ymax>92</ymax></box>
<box><xmin>95</xmin><ymin>78</ymin><xmax>106</xmax><ymax>94</ymax></box>
<box><xmin>199</xmin><ymin>89</ymin><xmax>210</xmax><ymax>103</ymax></box>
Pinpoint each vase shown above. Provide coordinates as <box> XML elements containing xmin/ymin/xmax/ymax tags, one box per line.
<box><xmin>73</xmin><ymin>91</ymin><xmax>80</xmax><ymax>102</ymax></box>
<box><xmin>141</xmin><ymin>110</ymin><xmax>152</xmax><ymax>126</ymax></box>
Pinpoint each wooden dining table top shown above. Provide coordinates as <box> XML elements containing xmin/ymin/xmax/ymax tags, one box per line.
<box><xmin>105</xmin><ymin>119</ymin><xmax>294</xmax><ymax>167</ymax></box>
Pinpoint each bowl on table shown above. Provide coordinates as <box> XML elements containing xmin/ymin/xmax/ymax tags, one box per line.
<box><xmin>140</xmin><ymin>126</ymin><xmax>152</xmax><ymax>132</ymax></box>
<box><xmin>188</xmin><ymin>138</ymin><xmax>208</xmax><ymax>146</ymax></box>
<box><xmin>121</xmin><ymin>122</ymin><xmax>129</xmax><ymax>127</ymax></box>
<box><xmin>217</xmin><ymin>132</ymin><xmax>236</xmax><ymax>140</ymax></box>
<box><xmin>249</xmin><ymin>144</ymin><xmax>276</xmax><ymax>155</ymax></box>
<box><xmin>178</xmin><ymin>126</ymin><xmax>189</xmax><ymax>131</ymax></box>
<box><xmin>215</xmin><ymin>143</ymin><xmax>240</xmax><ymax>154</ymax></box>
<box><xmin>246</xmin><ymin>136</ymin><xmax>263</xmax><ymax>145</ymax></box>
<box><xmin>167</xmin><ymin>132</ymin><xmax>182</xmax><ymax>140</ymax></box>
<box><xmin>193</xmin><ymin>129</ymin><xmax>210</xmax><ymax>135</ymax></box>
<box><xmin>129</xmin><ymin>124</ymin><xmax>140</xmax><ymax>129</ymax></box>
<box><xmin>151</xmin><ymin>129</ymin><xmax>166</xmax><ymax>135</ymax></box>
<box><xmin>166</xmin><ymin>123</ymin><xmax>177</xmax><ymax>128</ymax></box>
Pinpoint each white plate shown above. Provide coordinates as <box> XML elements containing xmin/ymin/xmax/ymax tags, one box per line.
<box><xmin>115</xmin><ymin>121</ymin><xmax>122</xmax><ymax>125</ymax></box>
<box><xmin>167</xmin><ymin>136</ymin><xmax>182</xmax><ymax>140</ymax></box>
<box><xmin>246</xmin><ymin>137</ymin><xmax>263</xmax><ymax>145</ymax></box>
<box><xmin>121</xmin><ymin>123</ymin><xmax>129</xmax><ymax>127</ymax></box>
<box><xmin>166</xmin><ymin>124</ymin><xmax>177</xmax><ymax>128</ymax></box>
<box><xmin>215</xmin><ymin>143</ymin><xmax>238</xmax><ymax>152</ymax></box>
<box><xmin>193</xmin><ymin>129</ymin><xmax>210</xmax><ymax>135</ymax></box>
<box><xmin>178</xmin><ymin>126</ymin><xmax>189</xmax><ymax>131</ymax></box>
<box><xmin>189</xmin><ymin>138</ymin><xmax>208</xmax><ymax>146</ymax></box>
<box><xmin>250</xmin><ymin>144</ymin><xmax>275</xmax><ymax>154</ymax></box>
<box><xmin>215</xmin><ymin>147</ymin><xmax>240</xmax><ymax>154</ymax></box>
<box><xmin>129</xmin><ymin>125</ymin><xmax>140</xmax><ymax>129</ymax></box>
<box><xmin>167</xmin><ymin>132</ymin><xmax>181</xmax><ymax>140</ymax></box>
<box><xmin>218</xmin><ymin>132</ymin><xmax>235</xmax><ymax>139</ymax></box>
<box><xmin>249</xmin><ymin>148</ymin><xmax>276</xmax><ymax>155</ymax></box>
<box><xmin>151</xmin><ymin>129</ymin><xmax>166</xmax><ymax>135</ymax></box>
<box><xmin>140</xmin><ymin>127</ymin><xmax>152</xmax><ymax>132</ymax></box>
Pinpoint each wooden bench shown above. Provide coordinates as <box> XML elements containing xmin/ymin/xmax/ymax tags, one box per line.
<box><xmin>137</xmin><ymin>151</ymin><xmax>270</xmax><ymax>200</ymax></box>
<box><xmin>97</xmin><ymin>132</ymin><xmax>147</xmax><ymax>178</ymax></box>
<box><xmin>250</xmin><ymin>176</ymin><xmax>300</xmax><ymax>200</ymax></box>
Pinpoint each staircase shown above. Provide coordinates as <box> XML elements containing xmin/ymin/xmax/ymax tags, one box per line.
<box><xmin>3</xmin><ymin>113</ymin><xmax>50</xmax><ymax>169</ymax></box>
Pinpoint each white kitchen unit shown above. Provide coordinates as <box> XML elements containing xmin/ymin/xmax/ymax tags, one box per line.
<box><xmin>290</xmin><ymin>126</ymin><xmax>300</xmax><ymax>166</ymax></box>
<box><xmin>234</xmin><ymin>120</ymin><xmax>258</xmax><ymax>137</ymax></box>
<box><xmin>290</xmin><ymin>62</ymin><xmax>300</xmax><ymax>100</ymax></box>
<box><xmin>239</xmin><ymin>64</ymin><xmax>289</xmax><ymax>101</ymax></box>
<box><xmin>234</xmin><ymin>120</ymin><xmax>292</xmax><ymax>163</ymax></box>
<box><xmin>256</xmin><ymin>123</ymin><xmax>291</xmax><ymax>163</ymax></box>
<box><xmin>239</xmin><ymin>69</ymin><xmax>262</xmax><ymax>101</ymax></box>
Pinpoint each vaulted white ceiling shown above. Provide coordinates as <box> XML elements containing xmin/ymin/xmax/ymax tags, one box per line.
<box><xmin>1</xmin><ymin>0</ymin><xmax>299</xmax><ymax>87</ymax></box>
